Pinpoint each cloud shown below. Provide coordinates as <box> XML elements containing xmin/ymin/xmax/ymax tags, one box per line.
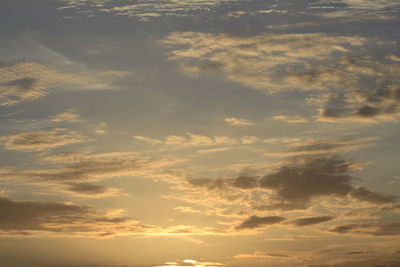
<box><xmin>315</xmin><ymin>0</ymin><xmax>400</xmax><ymax>21</ymax></box>
<box><xmin>162</xmin><ymin>32</ymin><xmax>366</xmax><ymax>93</ymax></box>
<box><xmin>330</xmin><ymin>222</ymin><xmax>400</xmax><ymax>236</ymax></box>
<box><xmin>184</xmin><ymin>153</ymin><xmax>396</xmax><ymax>213</ymax></box>
<box><xmin>49</xmin><ymin>110</ymin><xmax>81</xmax><ymax>122</ymax></box>
<box><xmin>1</xmin><ymin>150</ymin><xmax>179</xmax><ymax>182</ymax></box>
<box><xmin>0</xmin><ymin>196</ymin><xmax>132</xmax><ymax>237</ymax></box>
<box><xmin>1</xmin><ymin>128</ymin><xmax>84</xmax><ymax>151</ymax></box>
<box><xmin>256</xmin><ymin>156</ymin><xmax>355</xmax><ymax>210</ymax></box>
<box><xmin>155</xmin><ymin>259</ymin><xmax>225</xmax><ymax>267</ymax></box>
<box><xmin>241</xmin><ymin>136</ymin><xmax>258</xmax><ymax>144</ymax></box>
<box><xmin>163</xmin><ymin>32</ymin><xmax>400</xmax><ymax>123</ymax></box>
<box><xmin>58</xmin><ymin>0</ymin><xmax>238</xmax><ymax>21</ymax></box>
<box><xmin>0</xmin><ymin>196</ymin><xmax>227</xmax><ymax>238</ymax></box>
<box><xmin>290</xmin><ymin>216</ymin><xmax>335</xmax><ymax>226</ymax></box>
<box><xmin>349</xmin><ymin>187</ymin><xmax>398</xmax><ymax>205</ymax></box>
<box><xmin>0</xmin><ymin>61</ymin><xmax>130</xmax><ymax>106</ymax></box>
<box><xmin>235</xmin><ymin>215</ymin><xmax>286</xmax><ymax>230</ymax></box>
<box><xmin>62</xmin><ymin>182</ymin><xmax>123</xmax><ymax>198</ymax></box>
<box><xmin>264</xmin><ymin>137</ymin><xmax>376</xmax><ymax>157</ymax></box>
<box><xmin>233</xmin><ymin>251</ymin><xmax>291</xmax><ymax>259</ymax></box>
<box><xmin>272</xmin><ymin>115</ymin><xmax>308</xmax><ymax>123</ymax></box>
<box><xmin>224</xmin><ymin>117</ymin><xmax>252</xmax><ymax>126</ymax></box>
<box><xmin>134</xmin><ymin>133</ymin><xmax>259</xmax><ymax>147</ymax></box>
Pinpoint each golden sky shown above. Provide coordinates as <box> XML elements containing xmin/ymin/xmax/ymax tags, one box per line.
<box><xmin>0</xmin><ymin>0</ymin><xmax>399</xmax><ymax>266</ymax></box>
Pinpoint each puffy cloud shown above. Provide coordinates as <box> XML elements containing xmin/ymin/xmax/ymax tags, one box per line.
<box><xmin>224</xmin><ymin>117</ymin><xmax>252</xmax><ymax>126</ymax></box>
<box><xmin>235</xmin><ymin>215</ymin><xmax>286</xmax><ymax>230</ymax></box>
<box><xmin>49</xmin><ymin>110</ymin><xmax>81</xmax><ymax>122</ymax></box>
<box><xmin>241</xmin><ymin>136</ymin><xmax>258</xmax><ymax>144</ymax></box>
<box><xmin>290</xmin><ymin>216</ymin><xmax>335</xmax><ymax>226</ymax></box>
<box><xmin>1</xmin><ymin>128</ymin><xmax>84</xmax><ymax>151</ymax></box>
<box><xmin>0</xmin><ymin>61</ymin><xmax>130</xmax><ymax>106</ymax></box>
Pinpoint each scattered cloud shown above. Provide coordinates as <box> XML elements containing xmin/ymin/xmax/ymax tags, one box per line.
<box><xmin>162</xmin><ymin>32</ymin><xmax>366</xmax><ymax>93</ymax></box>
<box><xmin>163</xmin><ymin>32</ymin><xmax>400</xmax><ymax>123</ymax></box>
<box><xmin>182</xmin><ymin>153</ymin><xmax>397</xmax><ymax>215</ymax></box>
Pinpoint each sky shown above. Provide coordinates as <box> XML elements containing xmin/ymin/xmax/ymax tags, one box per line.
<box><xmin>0</xmin><ymin>0</ymin><xmax>399</xmax><ymax>266</ymax></box>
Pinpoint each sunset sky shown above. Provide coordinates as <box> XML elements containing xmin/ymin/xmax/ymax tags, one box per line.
<box><xmin>0</xmin><ymin>0</ymin><xmax>399</xmax><ymax>266</ymax></box>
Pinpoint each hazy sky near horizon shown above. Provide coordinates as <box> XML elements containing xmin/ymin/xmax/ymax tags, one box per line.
<box><xmin>0</xmin><ymin>0</ymin><xmax>399</xmax><ymax>266</ymax></box>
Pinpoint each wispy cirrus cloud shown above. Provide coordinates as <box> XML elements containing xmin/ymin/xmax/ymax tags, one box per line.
<box><xmin>134</xmin><ymin>133</ymin><xmax>257</xmax><ymax>147</ymax></box>
<box><xmin>1</xmin><ymin>150</ymin><xmax>181</xmax><ymax>182</ymax></box>
<box><xmin>58</xmin><ymin>0</ymin><xmax>238</xmax><ymax>21</ymax></box>
<box><xmin>1</xmin><ymin>128</ymin><xmax>84</xmax><ymax>151</ymax></box>
<box><xmin>0</xmin><ymin>61</ymin><xmax>131</xmax><ymax>106</ymax></box>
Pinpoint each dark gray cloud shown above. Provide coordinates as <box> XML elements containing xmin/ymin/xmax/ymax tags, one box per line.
<box><xmin>232</xmin><ymin>176</ymin><xmax>259</xmax><ymax>189</ymax></box>
<box><xmin>290</xmin><ymin>216</ymin><xmax>335</xmax><ymax>226</ymax></box>
<box><xmin>63</xmin><ymin>183</ymin><xmax>120</xmax><ymax>197</ymax></box>
<box><xmin>235</xmin><ymin>215</ymin><xmax>286</xmax><ymax>230</ymax></box>
<box><xmin>350</xmin><ymin>187</ymin><xmax>397</xmax><ymax>205</ymax></box>
<box><xmin>0</xmin><ymin>196</ymin><xmax>181</xmax><ymax>238</ymax></box>
<box><xmin>258</xmin><ymin>156</ymin><xmax>354</xmax><ymax>209</ymax></box>
<box><xmin>187</xmin><ymin>154</ymin><xmax>397</xmax><ymax>211</ymax></box>
<box><xmin>0</xmin><ymin>196</ymin><xmax>89</xmax><ymax>233</ymax></box>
